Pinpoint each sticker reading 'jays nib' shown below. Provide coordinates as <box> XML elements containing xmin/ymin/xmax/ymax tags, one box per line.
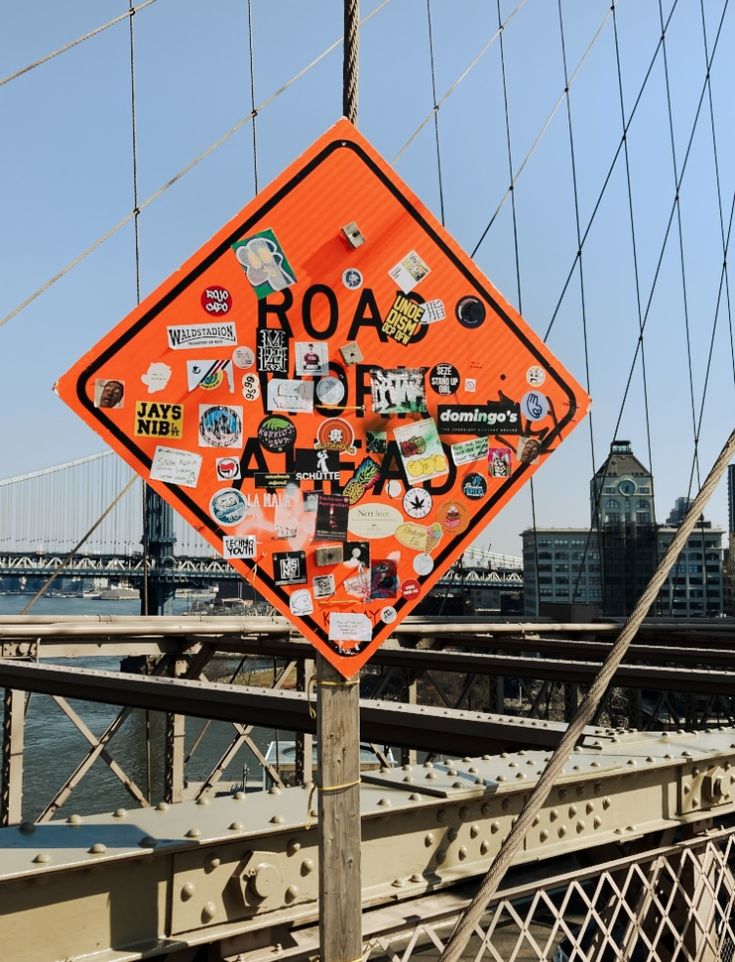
<box><xmin>198</xmin><ymin>405</ymin><xmax>243</xmax><ymax>447</ymax></box>
<box><xmin>429</xmin><ymin>363</ymin><xmax>460</xmax><ymax>396</ymax></box>
<box><xmin>210</xmin><ymin>488</ymin><xmax>249</xmax><ymax>526</ymax></box>
<box><xmin>134</xmin><ymin>401</ymin><xmax>182</xmax><ymax>438</ymax></box>
<box><xmin>257</xmin><ymin>329</ymin><xmax>289</xmax><ymax>373</ymax></box>
<box><xmin>258</xmin><ymin>415</ymin><xmax>296</xmax><ymax>453</ymax></box>
<box><xmin>381</xmin><ymin>293</ymin><xmax>425</xmax><ymax>345</ymax></box>
<box><xmin>233</xmin><ymin>228</ymin><xmax>296</xmax><ymax>299</ymax></box>
<box><xmin>388</xmin><ymin>250</ymin><xmax>431</xmax><ymax>293</ymax></box>
<box><xmin>200</xmin><ymin>286</ymin><xmax>232</xmax><ymax>315</ymax></box>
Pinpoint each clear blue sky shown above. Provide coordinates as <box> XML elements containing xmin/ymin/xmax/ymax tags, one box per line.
<box><xmin>2</xmin><ymin>0</ymin><xmax>735</xmax><ymax>556</ymax></box>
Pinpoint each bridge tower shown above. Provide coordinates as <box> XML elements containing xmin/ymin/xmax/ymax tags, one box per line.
<box><xmin>141</xmin><ymin>486</ymin><xmax>176</xmax><ymax>615</ymax></box>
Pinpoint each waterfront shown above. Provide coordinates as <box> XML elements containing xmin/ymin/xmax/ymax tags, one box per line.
<box><xmin>0</xmin><ymin>594</ymin><xmax>287</xmax><ymax>820</ymax></box>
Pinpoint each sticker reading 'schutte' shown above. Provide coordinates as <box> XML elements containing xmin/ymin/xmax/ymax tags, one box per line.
<box><xmin>55</xmin><ymin>118</ymin><xmax>590</xmax><ymax>678</ymax></box>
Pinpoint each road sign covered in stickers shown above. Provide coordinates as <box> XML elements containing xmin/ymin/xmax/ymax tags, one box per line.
<box><xmin>55</xmin><ymin>118</ymin><xmax>590</xmax><ymax>677</ymax></box>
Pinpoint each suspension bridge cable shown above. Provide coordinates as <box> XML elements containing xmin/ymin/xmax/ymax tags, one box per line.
<box><xmin>128</xmin><ymin>0</ymin><xmax>142</xmax><ymax>305</ymax></box>
<box><xmin>0</xmin><ymin>0</ymin><xmax>393</xmax><ymax>332</ymax></box>
<box><xmin>246</xmin><ymin>0</ymin><xmax>259</xmax><ymax>194</ymax></box>
<box><xmin>392</xmin><ymin>0</ymin><xmax>530</xmax><ymax>164</ymax></box>
<box><xmin>425</xmin><ymin>0</ymin><xmax>445</xmax><ymax>226</ymax></box>
<box><xmin>471</xmin><ymin>2</ymin><xmax>614</xmax><ymax>260</ymax></box>
<box><xmin>0</xmin><ymin>0</ymin><xmax>158</xmax><ymax>89</ymax></box>
<box><xmin>0</xmin><ymin>451</ymin><xmax>114</xmax><ymax>486</ymax></box>
<box><xmin>496</xmin><ymin>0</ymin><xmax>522</xmax><ymax>314</ymax></box>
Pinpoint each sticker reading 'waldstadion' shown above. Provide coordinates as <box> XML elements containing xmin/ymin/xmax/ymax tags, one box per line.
<box><xmin>55</xmin><ymin>117</ymin><xmax>590</xmax><ymax>678</ymax></box>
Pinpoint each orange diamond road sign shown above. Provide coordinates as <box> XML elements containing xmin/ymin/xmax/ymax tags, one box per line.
<box><xmin>56</xmin><ymin>118</ymin><xmax>590</xmax><ymax>676</ymax></box>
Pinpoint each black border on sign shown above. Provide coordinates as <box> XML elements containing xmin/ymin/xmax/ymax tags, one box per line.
<box><xmin>75</xmin><ymin>136</ymin><xmax>579</xmax><ymax>649</ymax></box>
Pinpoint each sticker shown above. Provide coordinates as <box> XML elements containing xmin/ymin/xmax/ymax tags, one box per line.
<box><xmin>290</xmin><ymin>589</ymin><xmax>314</xmax><ymax>616</ymax></box>
<box><xmin>295</xmin><ymin>341</ymin><xmax>329</xmax><ymax>376</ymax></box>
<box><xmin>267</xmin><ymin>379</ymin><xmax>314</xmax><ymax>414</ymax></box>
<box><xmin>141</xmin><ymin>362</ymin><xmax>172</xmax><ymax>393</ymax></box>
<box><xmin>364</xmin><ymin>431</ymin><xmax>386</xmax><ymax>454</ymax></box>
<box><xmin>451</xmin><ymin>436</ymin><xmax>489</xmax><ymax>466</ymax></box>
<box><xmin>292</xmin><ymin>449</ymin><xmax>340</xmax><ymax>482</ymax></box>
<box><xmin>274</xmin><ymin>502</ymin><xmax>298</xmax><ymax>539</ymax></box>
<box><xmin>464</xmin><ymin>378</ymin><xmax>477</xmax><ymax>393</ymax></box>
<box><xmin>344</xmin><ymin>568</ymin><xmax>371</xmax><ymax>599</ymax></box>
<box><xmin>166</xmin><ymin>322</ymin><xmax>236</xmax><ymax>349</ymax></box>
<box><xmin>254</xmin><ymin>472</ymin><xmax>296</xmax><ymax>489</ymax></box>
<box><xmin>216</xmin><ymin>456</ymin><xmax>241</xmax><ymax>481</ymax></box>
<box><xmin>273</xmin><ymin>550</ymin><xmax>307</xmax><ymax>585</ymax></box>
<box><xmin>342</xmin><ymin>268</ymin><xmax>363</xmax><ymax>290</ymax></box>
<box><xmin>317</xmin><ymin>417</ymin><xmax>355</xmax><ymax>453</ymax></box>
<box><xmin>241</xmin><ymin>373</ymin><xmax>260</xmax><ymax>400</ymax></box>
<box><xmin>343</xmin><ymin>541</ymin><xmax>370</xmax><ymax>569</ymax></box>
<box><xmin>210</xmin><ymin>488</ymin><xmax>249</xmax><ymax>526</ymax></box>
<box><xmin>437</xmin><ymin>502</ymin><xmax>469</xmax><ymax>533</ymax></box>
<box><xmin>401</xmin><ymin>579</ymin><xmax>421</xmax><ymax>600</ymax></box>
<box><xmin>198</xmin><ymin>404</ymin><xmax>243</xmax><ymax>447</ymax></box>
<box><xmin>396</xmin><ymin>522</ymin><xmax>430</xmax><ymax>552</ymax></box>
<box><xmin>222</xmin><ymin>535</ymin><xmax>257</xmax><ymax>559</ymax></box>
<box><xmin>348</xmin><ymin>502</ymin><xmax>403</xmax><ymax>539</ymax></box>
<box><xmin>526</xmin><ymin>366</ymin><xmax>546</xmax><ymax>387</ymax></box>
<box><xmin>232</xmin><ymin>346</ymin><xmax>255</xmax><ymax>369</ymax></box>
<box><xmin>394</xmin><ymin>418</ymin><xmax>449</xmax><ymax>483</ymax></box>
<box><xmin>201</xmin><ymin>286</ymin><xmax>232</xmax><ymax>315</ymax></box>
<box><xmin>422</xmin><ymin>299</ymin><xmax>446</xmax><ymax>323</ymax></box>
<box><xmin>257</xmin><ymin>329</ymin><xmax>289</xmax><ymax>373</ymax></box>
<box><xmin>134</xmin><ymin>400</ymin><xmax>183</xmax><ymax>438</ymax></box>
<box><xmin>342</xmin><ymin>457</ymin><xmax>381</xmax><ymax>505</ymax></box>
<box><xmin>488</xmin><ymin>446</ymin><xmax>512</xmax><ymax>477</ymax></box>
<box><xmin>315</xmin><ymin>376</ymin><xmax>346</xmax><ymax>406</ymax></box>
<box><xmin>425</xmin><ymin>523</ymin><xmax>443</xmax><ymax>552</ymax></box>
<box><xmin>94</xmin><ymin>379</ymin><xmax>125</xmax><ymax>409</ymax></box>
<box><xmin>517</xmin><ymin>436</ymin><xmax>541</xmax><ymax>465</ymax></box>
<box><xmin>429</xmin><ymin>363</ymin><xmax>460</xmax><ymax>396</ymax></box>
<box><xmin>370</xmin><ymin>560</ymin><xmax>398</xmax><ymax>598</ymax></box>
<box><xmin>312</xmin><ymin>574</ymin><xmax>336</xmax><ymax>599</ymax></box>
<box><xmin>371</xmin><ymin>367</ymin><xmax>427</xmax><ymax>415</ymax></box>
<box><xmin>455</xmin><ymin>296</ymin><xmax>486</xmax><ymax>329</ymax></box>
<box><xmin>388</xmin><ymin>249</ymin><xmax>431</xmax><ymax>293</ymax></box>
<box><xmin>150</xmin><ymin>446</ymin><xmax>202</xmax><ymax>487</ymax></box>
<box><xmin>233</xmin><ymin>229</ymin><xmax>297</xmax><ymax>299</ymax></box>
<box><xmin>413</xmin><ymin>553</ymin><xmax>434</xmax><ymax>576</ymax></box>
<box><xmin>315</xmin><ymin>494</ymin><xmax>350</xmax><ymax>541</ymax></box>
<box><xmin>437</xmin><ymin>401</ymin><xmax>521</xmax><ymax>435</ymax></box>
<box><xmin>340</xmin><ymin>341</ymin><xmax>363</xmax><ymax>365</ymax></box>
<box><xmin>403</xmin><ymin>487</ymin><xmax>432</xmax><ymax>519</ymax></box>
<box><xmin>258</xmin><ymin>415</ymin><xmax>296</xmax><ymax>453</ymax></box>
<box><xmin>386</xmin><ymin>479</ymin><xmax>403</xmax><ymax>499</ymax></box>
<box><xmin>186</xmin><ymin>359</ymin><xmax>234</xmax><ymax>392</ymax></box>
<box><xmin>328</xmin><ymin>612</ymin><xmax>372</xmax><ymax>644</ymax></box>
<box><xmin>381</xmin><ymin>293</ymin><xmax>425</xmax><ymax>345</ymax></box>
<box><xmin>521</xmin><ymin>390</ymin><xmax>549</xmax><ymax>421</ymax></box>
<box><xmin>380</xmin><ymin>606</ymin><xmax>397</xmax><ymax>624</ymax></box>
<box><xmin>462</xmin><ymin>472</ymin><xmax>487</xmax><ymax>499</ymax></box>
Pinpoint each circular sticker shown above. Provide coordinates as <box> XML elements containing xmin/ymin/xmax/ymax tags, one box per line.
<box><xmin>456</xmin><ymin>296</ymin><xmax>486</xmax><ymax>329</ymax></box>
<box><xmin>315</xmin><ymin>376</ymin><xmax>346</xmax><ymax>406</ymax></box>
<box><xmin>386</xmin><ymin>479</ymin><xmax>403</xmax><ymax>499</ymax></box>
<box><xmin>401</xmin><ymin>579</ymin><xmax>421</xmax><ymax>600</ymax></box>
<box><xmin>526</xmin><ymin>365</ymin><xmax>546</xmax><ymax>387</ymax></box>
<box><xmin>216</xmin><ymin>457</ymin><xmax>240</xmax><ymax>481</ymax></box>
<box><xmin>521</xmin><ymin>390</ymin><xmax>549</xmax><ymax>421</ymax></box>
<box><xmin>462</xmin><ymin>472</ymin><xmax>487</xmax><ymax>500</ymax></box>
<box><xmin>201</xmin><ymin>285</ymin><xmax>232</xmax><ymax>315</ymax></box>
<box><xmin>342</xmin><ymin>268</ymin><xmax>363</xmax><ymax>290</ymax></box>
<box><xmin>210</xmin><ymin>488</ymin><xmax>248</xmax><ymax>526</ymax></box>
<box><xmin>317</xmin><ymin>417</ymin><xmax>354</xmax><ymax>452</ymax></box>
<box><xmin>241</xmin><ymin>373</ymin><xmax>260</xmax><ymax>400</ymax></box>
<box><xmin>403</xmin><ymin>487</ymin><xmax>432</xmax><ymax>519</ymax></box>
<box><xmin>258</xmin><ymin>415</ymin><xmax>296</xmax><ymax>453</ymax></box>
<box><xmin>290</xmin><ymin>589</ymin><xmax>314</xmax><ymax>616</ymax></box>
<box><xmin>233</xmin><ymin>346</ymin><xmax>255</xmax><ymax>369</ymax></box>
<box><xmin>429</xmin><ymin>363</ymin><xmax>460</xmax><ymax>396</ymax></box>
<box><xmin>199</xmin><ymin>405</ymin><xmax>242</xmax><ymax>447</ymax></box>
<box><xmin>381</xmin><ymin>605</ymin><xmax>397</xmax><ymax>624</ymax></box>
<box><xmin>437</xmin><ymin>502</ymin><xmax>469</xmax><ymax>533</ymax></box>
<box><xmin>413</xmin><ymin>553</ymin><xmax>434</xmax><ymax>576</ymax></box>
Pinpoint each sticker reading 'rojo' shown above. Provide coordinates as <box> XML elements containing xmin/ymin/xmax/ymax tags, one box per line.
<box><xmin>55</xmin><ymin>118</ymin><xmax>590</xmax><ymax>677</ymax></box>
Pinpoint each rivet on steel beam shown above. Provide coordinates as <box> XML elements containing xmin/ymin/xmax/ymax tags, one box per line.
<box><xmin>480</xmin><ymin>840</ymin><xmax>490</xmax><ymax>855</ymax></box>
<box><xmin>586</xmin><ymin>802</ymin><xmax>595</xmax><ymax>813</ymax></box>
<box><xmin>491</xmin><ymin>821</ymin><xmax>500</xmax><ymax>834</ymax></box>
<box><xmin>201</xmin><ymin>902</ymin><xmax>217</xmax><ymax>923</ymax></box>
<box><xmin>468</xmin><ymin>767</ymin><xmax>478</xmax><ymax>774</ymax></box>
<box><xmin>287</xmin><ymin>840</ymin><xmax>301</xmax><ymax>855</ymax></box>
<box><xmin>518</xmin><ymin>750</ymin><xmax>527</xmax><ymax>756</ymax></box>
<box><xmin>424</xmin><ymin>832</ymin><xmax>435</xmax><ymax>847</ymax></box>
<box><xmin>19</xmin><ymin>821</ymin><xmax>36</xmax><ymax>834</ymax></box>
<box><xmin>568</xmin><ymin>805</ymin><xmax>577</xmax><ymax>817</ymax></box>
<box><xmin>470</xmin><ymin>823</ymin><xmax>480</xmax><ymax>838</ymax></box>
<box><xmin>481</xmin><ymin>803</ymin><xmax>491</xmax><ymax>816</ymax></box>
<box><xmin>692</xmin><ymin>766</ymin><xmax>701</xmax><ymax>776</ymax></box>
<box><xmin>139</xmin><ymin>836</ymin><xmax>156</xmax><ymax>847</ymax></box>
<box><xmin>32</xmin><ymin>853</ymin><xmax>51</xmax><ymax>864</ymax></box>
<box><xmin>196</xmin><ymin>797</ymin><xmax>210</xmax><ymax>806</ymax></box>
<box><xmin>550</xmin><ymin>809</ymin><xmax>558</xmax><ymax>822</ymax></box>
<box><xmin>482</xmin><ymin>754</ymin><xmax>491</xmax><ymax>760</ymax></box>
<box><xmin>602</xmin><ymin>797</ymin><xmax>611</xmax><ymax>809</ymax></box>
<box><xmin>646</xmin><ymin>756</ymin><xmax>655</xmax><ymax>763</ymax></box>
<box><xmin>594</xmin><ymin>817</ymin><xmax>602</xmax><ymax>829</ymax></box>
<box><xmin>474</xmin><ymin>778</ymin><xmax>484</xmax><ymax>785</ymax></box>
<box><xmin>186</xmin><ymin>828</ymin><xmax>201</xmax><ymax>838</ymax></box>
<box><xmin>409</xmin><ymin>793</ymin><xmax>420</xmax><ymax>801</ymax></box>
<box><xmin>515</xmin><ymin>772</ymin><xmax>525</xmax><ymax>780</ymax></box>
<box><xmin>155</xmin><ymin>802</ymin><xmax>169</xmax><ymax>812</ymax></box>
<box><xmin>509</xmin><ymin>761</ymin><xmax>518</xmax><ymax>768</ymax></box>
<box><xmin>270</xmin><ymin>814</ymin><xmax>285</xmax><ymax>823</ymax></box>
<box><xmin>627</xmin><ymin>759</ymin><xmax>637</xmax><ymax>766</ymax></box>
<box><xmin>436</xmin><ymin>809</ymin><xmax>447</xmax><ymax>823</ymax></box>
<box><xmin>458</xmin><ymin>846</ymin><xmax>468</xmax><ymax>860</ymax></box>
<box><xmin>113</xmin><ymin>808</ymin><xmax>127</xmax><ymax>818</ymax></box>
<box><xmin>573</xmin><ymin>765</ymin><xmax>580</xmax><ymax>771</ymax></box>
<box><xmin>377</xmin><ymin>798</ymin><xmax>391</xmax><ymax>808</ymax></box>
<box><xmin>447</xmin><ymin>768</ymin><xmax>458</xmax><ymax>776</ymax></box>
<box><xmin>392</xmin><ymin>877</ymin><xmax>407</xmax><ymax>887</ymax></box>
<box><xmin>402</xmin><ymin>764</ymin><xmax>412</xmax><ymax>772</ymax></box>
<box><xmin>66</xmin><ymin>814</ymin><xmax>81</xmax><ymax>825</ymax></box>
<box><xmin>228</xmin><ymin>822</ymin><xmax>243</xmax><ymax>832</ymax></box>
<box><xmin>448</xmin><ymin>827</ymin><xmax>458</xmax><ymax>842</ymax></box>
<box><xmin>285</xmin><ymin>885</ymin><xmax>299</xmax><ymax>901</ymax></box>
<box><xmin>558</xmin><ymin>826</ymin><xmax>567</xmax><ymax>838</ymax></box>
<box><xmin>664</xmin><ymin>753</ymin><xmax>673</xmax><ymax>759</ymax></box>
<box><xmin>234</xmin><ymin>792</ymin><xmax>246</xmax><ymax>800</ymax></box>
<box><xmin>268</xmin><ymin>786</ymin><xmax>282</xmax><ymax>796</ymax></box>
<box><xmin>301</xmin><ymin>859</ymin><xmax>315</xmax><ymax>875</ymax></box>
<box><xmin>500</xmin><ymin>753</ymin><xmax>508</xmax><ymax>759</ymax></box>
<box><xmin>205</xmin><ymin>854</ymin><xmax>221</xmax><ymax>872</ymax></box>
<box><xmin>497</xmin><ymin>775</ymin><xmax>507</xmax><ymax>783</ymax></box>
<box><xmin>459</xmin><ymin>806</ymin><xmax>469</xmax><ymax>819</ymax></box>
<box><xmin>424</xmin><ymin>761</ymin><xmax>434</xmax><ymax>768</ymax></box>
<box><xmin>532</xmin><ymin>817</ymin><xmax>540</xmax><ymax>827</ymax></box>
<box><xmin>436</xmin><ymin>850</ymin><xmax>447</xmax><ymax>865</ymax></box>
<box><xmin>452</xmin><ymin>781</ymin><xmax>463</xmax><ymax>788</ymax></box>
<box><xmin>576</xmin><ymin>821</ymin><xmax>585</xmax><ymax>833</ymax></box>
<box><xmin>88</xmin><ymin>843</ymin><xmax>107</xmax><ymax>854</ymax></box>
<box><xmin>426</xmin><ymin>771</ymin><xmax>437</xmax><ymax>780</ymax></box>
<box><xmin>591</xmin><ymin>761</ymin><xmax>601</xmax><ymax>768</ymax></box>
<box><xmin>181</xmin><ymin>882</ymin><xmax>196</xmax><ymax>901</ymax></box>
<box><xmin>410</xmin><ymin>873</ymin><xmax>423</xmax><ymax>883</ymax></box>
<box><xmin>540</xmin><ymin>830</ymin><xmax>549</xmax><ymax>842</ymax></box>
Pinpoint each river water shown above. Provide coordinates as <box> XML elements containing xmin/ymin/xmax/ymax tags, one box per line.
<box><xmin>0</xmin><ymin>594</ymin><xmax>287</xmax><ymax>821</ymax></box>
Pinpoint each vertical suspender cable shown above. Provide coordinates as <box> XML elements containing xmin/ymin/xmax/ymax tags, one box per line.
<box><xmin>425</xmin><ymin>0</ymin><xmax>445</xmax><ymax>225</ymax></box>
<box><xmin>246</xmin><ymin>0</ymin><xmax>259</xmax><ymax>193</ymax></box>
<box><xmin>343</xmin><ymin>0</ymin><xmax>359</xmax><ymax>122</ymax></box>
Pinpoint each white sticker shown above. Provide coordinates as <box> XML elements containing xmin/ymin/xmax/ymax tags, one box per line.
<box><xmin>166</xmin><ymin>321</ymin><xmax>237</xmax><ymax>349</ymax></box>
<box><xmin>312</xmin><ymin>574</ymin><xmax>336</xmax><ymax>599</ymax></box>
<box><xmin>290</xmin><ymin>589</ymin><xmax>314</xmax><ymax>616</ymax></box>
<box><xmin>386</xmin><ymin>479</ymin><xmax>403</xmax><ymax>499</ymax></box>
<box><xmin>267</xmin><ymin>379</ymin><xmax>314</xmax><ymax>414</ymax></box>
<box><xmin>150</xmin><ymin>446</ymin><xmax>202</xmax><ymax>488</ymax></box>
<box><xmin>233</xmin><ymin>346</ymin><xmax>255</xmax><ymax>369</ymax></box>
<box><xmin>380</xmin><ymin>606</ymin><xmax>397</xmax><ymax>624</ymax></box>
<box><xmin>328</xmin><ymin>611</ymin><xmax>372</xmax><ymax>643</ymax></box>
<box><xmin>464</xmin><ymin>378</ymin><xmax>477</xmax><ymax>393</ymax></box>
<box><xmin>295</xmin><ymin>342</ymin><xmax>329</xmax><ymax>377</ymax></box>
<box><xmin>141</xmin><ymin>362</ymin><xmax>172</xmax><ymax>394</ymax></box>
<box><xmin>222</xmin><ymin>535</ymin><xmax>257</xmax><ymax>559</ymax></box>
<box><xmin>186</xmin><ymin>359</ymin><xmax>234</xmax><ymax>393</ymax></box>
<box><xmin>450</xmin><ymin>436</ymin><xmax>489</xmax><ymax>466</ymax></box>
<box><xmin>422</xmin><ymin>299</ymin><xmax>446</xmax><ymax>323</ymax></box>
<box><xmin>342</xmin><ymin>268</ymin><xmax>363</xmax><ymax>290</ymax></box>
<box><xmin>388</xmin><ymin>250</ymin><xmax>431</xmax><ymax>293</ymax></box>
<box><xmin>348</xmin><ymin>502</ymin><xmax>403</xmax><ymax>539</ymax></box>
<box><xmin>413</xmin><ymin>553</ymin><xmax>434</xmax><ymax>576</ymax></box>
<box><xmin>521</xmin><ymin>391</ymin><xmax>549</xmax><ymax>421</ymax></box>
<box><xmin>316</xmin><ymin>376</ymin><xmax>345</xmax><ymax>406</ymax></box>
<box><xmin>241</xmin><ymin>373</ymin><xmax>260</xmax><ymax>400</ymax></box>
<box><xmin>526</xmin><ymin>366</ymin><xmax>546</xmax><ymax>386</ymax></box>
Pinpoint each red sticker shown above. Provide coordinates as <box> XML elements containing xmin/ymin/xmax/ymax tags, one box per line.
<box><xmin>201</xmin><ymin>286</ymin><xmax>232</xmax><ymax>315</ymax></box>
<box><xmin>401</xmin><ymin>579</ymin><xmax>421</xmax><ymax>600</ymax></box>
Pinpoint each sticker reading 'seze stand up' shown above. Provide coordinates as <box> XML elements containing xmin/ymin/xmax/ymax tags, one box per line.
<box><xmin>55</xmin><ymin>117</ymin><xmax>590</xmax><ymax>679</ymax></box>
